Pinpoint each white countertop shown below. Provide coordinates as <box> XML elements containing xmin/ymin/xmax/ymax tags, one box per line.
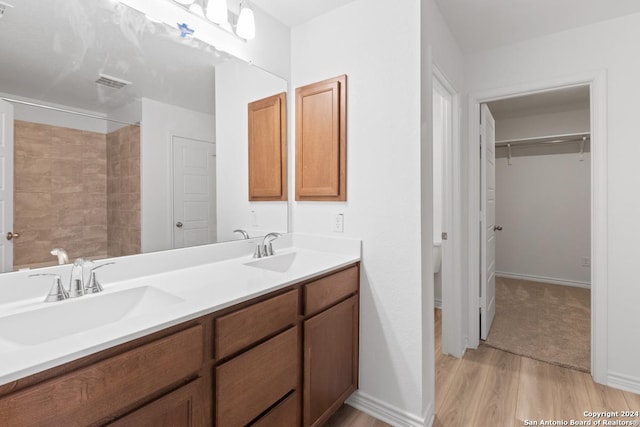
<box><xmin>0</xmin><ymin>233</ymin><xmax>361</xmax><ymax>386</ymax></box>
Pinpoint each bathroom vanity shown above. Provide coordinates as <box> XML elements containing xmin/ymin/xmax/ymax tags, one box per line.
<box><xmin>0</xmin><ymin>234</ymin><xmax>360</xmax><ymax>427</ymax></box>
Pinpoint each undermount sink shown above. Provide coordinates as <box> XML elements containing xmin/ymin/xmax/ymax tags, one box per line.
<box><xmin>244</xmin><ymin>252</ymin><xmax>297</xmax><ymax>273</ymax></box>
<box><xmin>0</xmin><ymin>286</ymin><xmax>184</xmax><ymax>346</ymax></box>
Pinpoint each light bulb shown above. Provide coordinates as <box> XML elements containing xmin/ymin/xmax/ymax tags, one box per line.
<box><xmin>206</xmin><ymin>0</ymin><xmax>228</xmax><ymax>24</ymax></box>
<box><xmin>236</xmin><ymin>3</ymin><xmax>255</xmax><ymax>40</ymax></box>
<box><xmin>189</xmin><ymin>3</ymin><xmax>205</xmax><ymax>17</ymax></box>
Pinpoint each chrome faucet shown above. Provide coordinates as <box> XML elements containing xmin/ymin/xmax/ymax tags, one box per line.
<box><xmin>68</xmin><ymin>258</ymin><xmax>91</xmax><ymax>298</ymax></box>
<box><xmin>29</xmin><ymin>259</ymin><xmax>115</xmax><ymax>302</ymax></box>
<box><xmin>233</xmin><ymin>229</ymin><xmax>250</xmax><ymax>239</ymax></box>
<box><xmin>254</xmin><ymin>232</ymin><xmax>281</xmax><ymax>258</ymax></box>
<box><xmin>50</xmin><ymin>248</ymin><xmax>69</xmax><ymax>265</ymax></box>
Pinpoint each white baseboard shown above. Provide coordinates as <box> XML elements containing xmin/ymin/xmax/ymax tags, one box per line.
<box><xmin>434</xmin><ymin>298</ymin><xmax>442</xmax><ymax>308</ymax></box>
<box><xmin>346</xmin><ymin>390</ymin><xmax>427</xmax><ymax>427</ymax></box>
<box><xmin>496</xmin><ymin>271</ymin><xmax>591</xmax><ymax>289</ymax></box>
<box><xmin>608</xmin><ymin>372</ymin><xmax>640</xmax><ymax>395</ymax></box>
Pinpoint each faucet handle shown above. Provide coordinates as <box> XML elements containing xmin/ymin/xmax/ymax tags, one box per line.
<box><xmin>85</xmin><ymin>262</ymin><xmax>115</xmax><ymax>294</ymax></box>
<box><xmin>30</xmin><ymin>273</ymin><xmax>68</xmax><ymax>303</ymax></box>
<box><xmin>253</xmin><ymin>243</ymin><xmax>263</xmax><ymax>259</ymax></box>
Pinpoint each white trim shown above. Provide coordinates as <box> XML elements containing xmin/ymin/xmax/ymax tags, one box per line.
<box><xmin>608</xmin><ymin>372</ymin><xmax>640</xmax><ymax>395</ymax></box>
<box><xmin>465</xmin><ymin>70</ymin><xmax>608</xmax><ymax>383</ymax></box>
<box><xmin>346</xmin><ymin>391</ymin><xmax>427</xmax><ymax>427</ymax></box>
<box><xmin>496</xmin><ymin>271</ymin><xmax>591</xmax><ymax>289</ymax></box>
<box><xmin>432</xmin><ymin>63</ymin><xmax>465</xmax><ymax>358</ymax></box>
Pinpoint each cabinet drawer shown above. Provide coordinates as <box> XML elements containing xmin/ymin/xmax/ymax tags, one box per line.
<box><xmin>304</xmin><ymin>266</ymin><xmax>358</xmax><ymax>315</ymax></box>
<box><xmin>216</xmin><ymin>289</ymin><xmax>298</xmax><ymax>359</ymax></box>
<box><xmin>0</xmin><ymin>326</ymin><xmax>203</xmax><ymax>427</ymax></box>
<box><xmin>252</xmin><ymin>391</ymin><xmax>299</xmax><ymax>427</ymax></box>
<box><xmin>216</xmin><ymin>327</ymin><xmax>298</xmax><ymax>427</ymax></box>
<box><xmin>108</xmin><ymin>379</ymin><xmax>203</xmax><ymax>427</ymax></box>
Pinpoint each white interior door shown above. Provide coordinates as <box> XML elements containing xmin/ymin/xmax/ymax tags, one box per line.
<box><xmin>0</xmin><ymin>100</ymin><xmax>14</xmax><ymax>272</ymax></box>
<box><xmin>480</xmin><ymin>104</ymin><xmax>496</xmax><ymax>340</ymax></box>
<box><xmin>172</xmin><ymin>136</ymin><xmax>216</xmax><ymax>249</ymax></box>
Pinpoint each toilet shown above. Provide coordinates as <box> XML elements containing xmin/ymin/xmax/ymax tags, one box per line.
<box><xmin>433</xmin><ymin>241</ymin><xmax>442</xmax><ymax>274</ymax></box>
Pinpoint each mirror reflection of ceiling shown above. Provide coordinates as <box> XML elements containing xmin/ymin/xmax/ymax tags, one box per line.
<box><xmin>0</xmin><ymin>0</ymin><xmax>227</xmax><ymax>115</ymax></box>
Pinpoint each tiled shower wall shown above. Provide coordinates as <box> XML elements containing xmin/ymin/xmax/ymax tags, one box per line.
<box><xmin>14</xmin><ymin>121</ymin><xmax>108</xmax><ymax>269</ymax></box>
<box><xmin>13</xmin><ymin>121</ymin><xmax>141</xmax><ymax>270</ymax></box>
<box><xmin>106</xmin><ymin>125</ymin><xmax>141</xmax><ymax>257</ymax></box>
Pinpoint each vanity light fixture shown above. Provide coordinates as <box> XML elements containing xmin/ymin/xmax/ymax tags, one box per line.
<box><xmin>236</xmin><ymin>0</ymin><xmax>255</xmax><ymax>40</ymax></box>
<box><xmin>188</xmin><ymin>2</ymin><xmax>205</xmax><ymax>18</ymax></box>
<box><xmin>206</xmin><ymin>0</ymin><xmax>228</xmax><ymax>24</ymax></box>
<box><xmin>0</xmin><ymin>1</ymin><xmax>14</xmax><ymax>19</ymax></box>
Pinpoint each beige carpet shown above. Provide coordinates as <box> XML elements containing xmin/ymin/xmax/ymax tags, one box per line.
<box><xmin>482</xmin><ymin>277</ymin><xmax>591</xmax><ymax>372</ymax></box>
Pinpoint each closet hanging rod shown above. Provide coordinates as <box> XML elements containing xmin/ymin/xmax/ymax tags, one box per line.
<box><xmin>495</xmin><ymin>132</ymin><xmax>590</xmax><ymax>148</ymax></box>
<box><xmin>1</xmin><ymin>97</ymin><xmax>140</xmax><ymax>127</ymax></box>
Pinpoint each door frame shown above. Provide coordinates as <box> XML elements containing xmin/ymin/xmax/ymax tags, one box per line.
<box><xmin>432</xmin><ymin>65</ymin><xmax>465</xmax><ymax>358</ymax></box>
<box><xmin>465</xmin><ymin>70</ymin><xmax>608</xmax><ymax>382</ymax></box>
<box><xmin>0</xmin><ymin>100</ymin><xmax>14</xmax><ymax>272</ymax></box>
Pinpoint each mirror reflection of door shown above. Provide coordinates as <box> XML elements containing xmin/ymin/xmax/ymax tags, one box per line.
<box><xmin>172</xmin><ymin>136</ymin><xmax>217</xmax><ymax>249</ymax></box>
<box><xmin>0</xmin><ymin>100</ymin><xmax>14</xmax><ymax>272</ymax></box>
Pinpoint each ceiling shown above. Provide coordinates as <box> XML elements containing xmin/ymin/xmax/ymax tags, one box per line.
<box><xmin>251</xmin><ymin>0</ymin><xmax>358</xmax><ymax>27</ymax></box>
<box><xmin>487</xmin><ymin>86</ymin><xmax>590</xmax><ymax>120</ymax></box>
<box><xmin>435</xmin><ymin>0</ymin><xmax>640</xmax><ymax>53</ymax></box>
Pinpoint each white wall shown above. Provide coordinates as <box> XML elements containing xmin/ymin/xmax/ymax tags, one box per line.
<box><xmin>291</xmin><ymin>0</ymin><xmax>425</xmax><ymax>423</ymax></box>
<box><xmin>140</xmin><ymin>98</ymin><xmax>215</xmax><ymax>253</ymax></box>
<box><xmin>496</xmin><ymin>152</ymin><xmax>591</xmax><ymax>285</ymax></box>
<box><xmin>215</xmin><ymin>59</ymin><xmax>288</xmax><ymax>242</ymax></box>
<box><xmin>464</xmin><ymin>12</ymin><xmax>640</xmax><ymax>391</ymax></box>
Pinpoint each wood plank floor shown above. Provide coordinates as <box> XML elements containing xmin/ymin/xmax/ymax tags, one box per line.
<box><xmin>326</xmin><ymin>308</ymin><xmax>640</xmax><ymax>426</ymax></box>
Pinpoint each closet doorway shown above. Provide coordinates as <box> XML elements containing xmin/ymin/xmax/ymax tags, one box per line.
<box><xmin>481</xmin><ymin>86</ymin><xmax>592</xmax><ymax>372</ymax></box>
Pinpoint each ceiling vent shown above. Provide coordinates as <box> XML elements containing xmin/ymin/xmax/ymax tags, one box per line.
<box><xmin>96</xmin><ymin>74</ymin><xmax>132</xmax><ymax>90</ymax></box>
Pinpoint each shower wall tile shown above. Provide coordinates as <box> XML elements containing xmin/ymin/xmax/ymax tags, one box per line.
<box><xmin>106</xmin><ymin>125</ymin><xmax>141</xmax><ymax>258</ymax></box>
<box><xmin>13</xmin><ymin>121</ymin><xmax>109</xmax><ymax>270</ymax></box>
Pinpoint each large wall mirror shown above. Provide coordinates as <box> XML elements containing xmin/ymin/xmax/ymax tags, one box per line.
<box><xmin>0</xmin><ymin>0</ymin><xmax>288</xmax><ymax>271</ymax></box>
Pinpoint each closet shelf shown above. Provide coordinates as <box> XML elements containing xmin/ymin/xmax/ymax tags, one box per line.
<box><xmin>495</xmin><ymin>132</ymin><xmax>590</xmax><ymax>148</ymax></box>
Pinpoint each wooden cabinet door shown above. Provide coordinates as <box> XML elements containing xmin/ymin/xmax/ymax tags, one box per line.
<box><xmin>303</xmin><ymin>295</ymin><xmax>358</xmax><ymax>427</ymax></box>
<box><xmin>295</xmin><ymin>75</ymin><xmax>346</xmax><ymax>201</ymax></box>
<box><xmin>108</xmin><ymin>379</ymin><xmax>204</xmax><ymax>427</ymax></box>
<box><xmin>248</xmin><ymin>92</ymin><xmax>287</xmax><ymax>201</ymax></box>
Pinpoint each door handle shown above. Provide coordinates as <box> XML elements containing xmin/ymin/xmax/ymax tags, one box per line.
<box><xmin>6</xmin><ymin>231</ymin><xmax>20</xmax><ymax>240</ymax></box>
<box><xmin>493</xmin><ymin>226</ymin><xmax>503</xmax><ymax>231</ymax></box>
<box><xmin>176</xmin><ymin>222</ymin><xmax>183</xmax><ymax>228</ymax></box>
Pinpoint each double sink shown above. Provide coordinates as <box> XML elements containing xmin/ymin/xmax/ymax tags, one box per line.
<box><xmin>0</xmin><ymin>252</ymin><xmax>299</xmax><ymax>348</ymax></box>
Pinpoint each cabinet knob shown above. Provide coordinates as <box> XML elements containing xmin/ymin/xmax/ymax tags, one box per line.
<box><xmin>176</xmin><ymin>222</ymin><xmax>183</xmax><ymax>228</ymax></box>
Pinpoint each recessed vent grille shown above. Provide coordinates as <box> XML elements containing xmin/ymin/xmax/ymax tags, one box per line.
<box><xmin>96</xmin><ymin>74</ymin><xmax>132</xmax><ymax>89</ymax></box>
